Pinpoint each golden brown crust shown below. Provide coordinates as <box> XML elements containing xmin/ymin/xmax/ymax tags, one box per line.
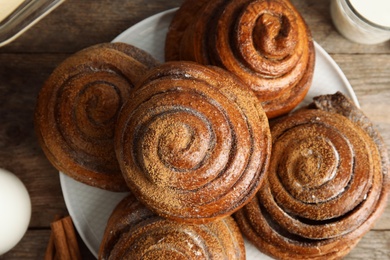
<box><xmin>309</xmin><ymin>92</ymin><xmax>389</xmax><ymax>179</ymax></box>
<box><xmin>165</xmin><ymin>0</ymin><xmax>315</xmax><ymax>118</ymax></box>
<box><xmin>234</xmin><ymin>92</ymin><xmax>389</xmax><ymax>259</ymax></box>
<box><xmin>34</xmin><ymin>42</ymin><xmax>159</xmax><ymax>191</ymax></box>
<box><xmin>98</xmin><ymin>193</ymin><xmax>245</xmax><ymax>260</ymax></box>
<box><xmin>115</xmin><ymin>61</ymin><xmax>271</xmax><ymax>223</ymax></box>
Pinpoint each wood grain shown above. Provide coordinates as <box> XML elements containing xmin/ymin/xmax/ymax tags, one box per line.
<box><xmin>0</xmin><ymin>53</ymin><xmax>69</xmax><ymax>228</ymax></box>
<box><xmin>0</xmin><ymin>0</ymin><xmax>185</xmax><ymax>54</ymax></box>
<box><xmin>0</xmin><ymin>0</ymin><xmax>389</xmax><ymax>259</ymax></box>
<box><xmin>346</xmin><ymin>231</ymin><xmax>390</xmax><ymax>260</ymax></box>
<box><xmin>0</xmin><ymin>230</ymin><xmax>94</xmax><ymax>260</ymax></box>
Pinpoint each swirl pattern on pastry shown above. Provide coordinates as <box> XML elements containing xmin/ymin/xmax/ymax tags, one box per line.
<box><xmin>165</xmin><ymin>0</ymin><xmax>315</xmax><ymax>118</ymax></box>
<box><xmin>98</xmin><ymin>193</ymin><xmax>245</xmax><ymax>260</ymax></box>
<box><xmin>35</xmin><ymin>43</ymin><xmax>159</xmax><ymax>191</ymax></box>
<box><xmin>235</xmin><ymin>92</ymin><xmax>389</xmax><ymax>259</ymax></box>
<box><xmin>115</xmin><ymin>61</ymin><xmax>271</xmax><ymax>223</ymax></box>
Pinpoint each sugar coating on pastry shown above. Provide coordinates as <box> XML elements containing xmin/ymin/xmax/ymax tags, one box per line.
<box><xmin>165</xmin><ymin>0</ymin><xmax>315</xmax><ymax>118</ymax></box>
<box><xmin>98</xmin><ymin>193</ymin><xmax>245</xmax><ymax>260</ymax></box>
<box><xmin>115</xmin><ymin>61</ymin><xmax>271</xmax><ymax>223</ymax></box>
<box><xmin>235</xmin><ymin>92</ymin><xmax>389</xmax><ymax>260</ymax></box>
<box><xmin>35</xmin><ymin>42</ymin><xmax>159</xmax><ymax>191</ymax></box>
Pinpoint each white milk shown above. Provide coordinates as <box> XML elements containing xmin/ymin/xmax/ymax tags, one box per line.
<box><xmin>0</xmin><ymin>0</ymin><xmax>25</xmax><ymax>22</ymax></box>
<box><xmin>331</xmin><ymin>0</ymin><xmax>390</xmax><ymax>44</ymax></box>
<box><xmin>349</xmin><ymin>0</ymin><xmax>390</xmax><ymax>28</ymax></box>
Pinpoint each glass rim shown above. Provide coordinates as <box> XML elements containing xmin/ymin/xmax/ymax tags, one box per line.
<box><xmin>345</xmin><ymin>0</ymin><xmax>390</xmax><ymax>31</ymax></box>
<box><xmin>0</xmin><ymin>0</ymin><xmax>65</xmax><ymax>47</ymax></box>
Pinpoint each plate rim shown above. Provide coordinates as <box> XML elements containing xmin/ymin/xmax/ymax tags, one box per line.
<box><xmin>312</xmin><ymin>41</ymin><xmax>359</xmax><ymax>107</ymax></box>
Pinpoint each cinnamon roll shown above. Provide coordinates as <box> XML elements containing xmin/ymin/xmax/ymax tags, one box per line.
<box><xmin>115</xmin><ymin>61</ymin><xmax>271</xmax><ymax>223</ymax></box>
<box><xmin>165</xmin><ymin>0</ymin><xmax>315</xmax><ymax>118</ymax></box>
<box><xmin>35</xmin><ymin>43</ymin><xmax>159</xmax><ymax>191</ymax></box>
<box><xmin>235</xmin><ymin>92</ymin><xmax>389</xmax><ymax>259</ymax></box>
<box><xmin>98</xmin><ymin>193</ymin><xmax>245</xmax><ymax>260</ymax></box>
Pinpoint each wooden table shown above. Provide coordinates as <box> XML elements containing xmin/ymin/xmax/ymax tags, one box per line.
<box><xmin>0</xmin><ymin>0</ymin><xmax>389</xmax><ymax>259</ymax></box>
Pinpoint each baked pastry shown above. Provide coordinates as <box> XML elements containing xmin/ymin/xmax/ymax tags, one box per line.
<box><xmin>115</xmin><ymin>61</ymin><xmax>271</xmax><ymax>223</ymax></box>
<box><xmin>98</xmin><ymin>193</ymin><xmax>245</xmax><ymax>260</ymax></box>
<box><xmin>235</xmin><ymin>92</ymin><xmax>389</xmax><ymax>259</ymax></box>
<box><xmin>35</xmin><ymin>42</ymin><xmax>159</xmax><ymax>191</ymax></box>
<box><xmin>165</xmin><ymin>0</ymin><xmax>315</xmax><ymax>118</ymax></box>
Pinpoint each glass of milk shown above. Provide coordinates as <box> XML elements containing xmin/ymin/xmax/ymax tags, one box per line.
<box><xmin>0</xmin><ymin>0</ymin><xmax>65</xmax><ymax>47</ymax></box>
<box><xmin>330</xmin><ymin>0</ymin><xmax>390</xmax><ymax>44</ymax></box>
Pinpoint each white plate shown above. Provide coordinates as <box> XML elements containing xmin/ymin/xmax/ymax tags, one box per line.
<box><xmin>60</xmin><ymin>8</ymin><xmax>359</xmax><ymax>259</ymax></box>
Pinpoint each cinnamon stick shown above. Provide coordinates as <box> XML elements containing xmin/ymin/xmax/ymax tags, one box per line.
<box><xmin>44</xmin><ymin>215</ymin><xmax>62</xmax><ymax>260</ymax></box>
<box><xmin>44</xmin><ymin>231</ymin><xmax>56</xmax><ymax>260</ymax></box>
<box><xmin>45</xmin><ymin>216</ymin><xmax>82</xmax><ymax>260</ymax></box>
<box><xmin>61</xmin><ymin>216</ymin><xmax>82</xmax><ymax>260</ymax></box>
<box><xmin>50</xmin><ymin>219</ymin><xmax>71</xmax><ymax>260</ymax></box>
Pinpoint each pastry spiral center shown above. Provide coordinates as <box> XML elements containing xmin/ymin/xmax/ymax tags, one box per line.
<box><xmin>273</xmin><ymin>122</ymin><xmax>352</xmax><ymax>205</ymax></box>
<box><xmin>159</xmin><ymin>121</ymin><xmax>198</xmax><ymax>170</ymax></box>
<box><xmin>138</xmin><ymin>107</ymin><xmax>216</xmax><ymax>190</ymax></box>
<box><xmin>81</xmin><ymin>83</ymin><xmax>120</xmax><ymax>126</ymax></box>
<box><xmin>253</xmin><ymin>13</ymin><xmax>294</xmax><ymax>60</ymax></box>
<box><xmin>291</xmin><ymin>137</ymin><xmax>337</xmax><ymax>189</ymax></box>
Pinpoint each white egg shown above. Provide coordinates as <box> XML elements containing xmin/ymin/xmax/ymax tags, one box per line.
<box><xmin>0</xmin><ymin>168</ymin><xmax>31</xmax><ymax>255</ymax></box>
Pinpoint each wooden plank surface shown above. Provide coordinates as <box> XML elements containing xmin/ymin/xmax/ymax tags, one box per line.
<box><xmin>0</xmin><ymin>0</ymin><xmax>184</xmax><ymax>54</ymax></box>
<box><xmin>0</xmin><ymin>0</ymin><xmax>389</xmax><ymax>259</ymax></box>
